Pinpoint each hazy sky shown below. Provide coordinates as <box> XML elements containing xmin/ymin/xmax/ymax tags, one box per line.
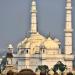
<box><xmin>0</xmin><ymin>0</ymin><xmax>75</xmax><ymax>54</ymax></box>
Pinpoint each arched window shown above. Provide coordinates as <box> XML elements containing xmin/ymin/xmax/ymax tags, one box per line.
<box><xmin>26</xmin><ymin>50</ymin><xmax>28</xmax><ymax>53</ymax></box>
<box><xmin>40</xmin><ymin>45</ymin><xmax>45</xmax><ymax>53</ymax></box>
<box><xmin>43</xmin><ymin>49</ymin><xmax>45</xmax><ymax>53</ymax></box>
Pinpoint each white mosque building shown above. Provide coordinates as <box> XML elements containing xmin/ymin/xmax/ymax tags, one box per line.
<box><xmin>2</xmin><ymin>0</ymin><xmax>74</xmax><ymax>72</ymax></box>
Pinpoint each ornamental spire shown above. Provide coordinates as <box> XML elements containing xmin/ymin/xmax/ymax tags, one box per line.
<box><xmin>65</xmin><ymin>0</ymin><xmax>73</xmax><ymax>32</ymax></box>
<box><xmin>31</xmin><ymin>0</ymin><xmax>37</xmax><ymax>33</ymax></box>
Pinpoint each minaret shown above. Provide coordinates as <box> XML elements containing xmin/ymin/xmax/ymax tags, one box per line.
<box><xmin>7</xmin><ymin>44</ymin><xmax>13</xmax><ymax>65</ymax></box>
<box><xmin>31</xmin><ymin>0</ymin><xmax>37</xmax><ymax>33</ymax></box>
<box><xmin>64</xmin><ymin>0</ymin><xmax>73</xmax><ymax>54</ymax></box>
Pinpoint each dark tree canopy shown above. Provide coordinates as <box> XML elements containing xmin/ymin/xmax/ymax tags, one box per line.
<box><xmin>0</xmin><ymin>56</ymin><xmax>7</xmax><ymax>71</ymax></box>
<box><xmin>36</xmin><ymin>65</ymin><xmax>50</xmax><ymax>75</ymax></box>
<box><xmin>53</xmin><ymin>61</ymin><xmax>67</xmax><ymax>72</ymax></box>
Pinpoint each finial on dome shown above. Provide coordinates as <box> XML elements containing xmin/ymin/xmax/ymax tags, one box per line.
<box><xmin>8</xmin><ymin>44</ymin><xmax>13</xmax><ymax>49</ymax></box>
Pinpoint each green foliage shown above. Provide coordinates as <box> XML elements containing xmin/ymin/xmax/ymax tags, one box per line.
<box><xmin>0</xmin><ymin>56</ymin><xmax>7</xmax><ymax>71</ymax></box>
<box><xmin>36</xmin><ymin>65</ymin><xmax>50</xmax><ymax>74</ymax></box>
<box><xmin>52</xmin><ymin>64</ymin><xmax>59</xmax><ymax>72</ymax></box>
<box><xmin>58</xmin><ymin>62</ymin><xmax>66</xmax><ymax>72</ymax></box>
<box><xmin>52</xmin><ymin>61</ymin><xmax>67</xmax><ymax>73</ymax></box>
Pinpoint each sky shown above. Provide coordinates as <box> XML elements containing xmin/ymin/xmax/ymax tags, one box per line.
<box><xmin>0</xmin><ymin>0</ymin><xmax>75</xmax><ymax>55</ymax></box>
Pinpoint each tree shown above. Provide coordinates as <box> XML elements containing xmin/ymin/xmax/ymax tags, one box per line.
<box><xmin>59</xmin><ymin>62</ymin><xmax>66</xmax><ymax>72</ymax></box>
<box><xmin>36</xmin><ymin>65</ymin><xmax>50</xmax><ymax>75</ymax></box>
<box><xmin>52</xmin><ymin>64</ymin><xmax>59</xmax><ymax>75</ymax></box>
<box><xmin>52</xmin><ymin>64</ymin><xmax>58</xmax><ymax>72</ymax></box>
<box><xmin>52</xmin><ymin>61</ymin><xmax>67</xmax><ymax>75</ymax></box>
<box><xmin>0</xmin><ymin>56</ymin><xmax>7</xmax><ymax>71</ymax></box>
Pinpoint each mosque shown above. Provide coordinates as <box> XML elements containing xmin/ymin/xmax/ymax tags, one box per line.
<box><xmin>1</xmin><ymin>0</ymin><xmax>74</xmax><ymax>72</ymax></box>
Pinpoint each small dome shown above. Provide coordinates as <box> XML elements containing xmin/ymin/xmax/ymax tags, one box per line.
<box><xmin>8</xmin><ymin>44</ymin><xmax>13</xmax><ymax>49</ymax></box>
<box><xmin>43</xmin><ymin>37</ymin><xmax>59</xmax><ymax>49</ymax></box>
